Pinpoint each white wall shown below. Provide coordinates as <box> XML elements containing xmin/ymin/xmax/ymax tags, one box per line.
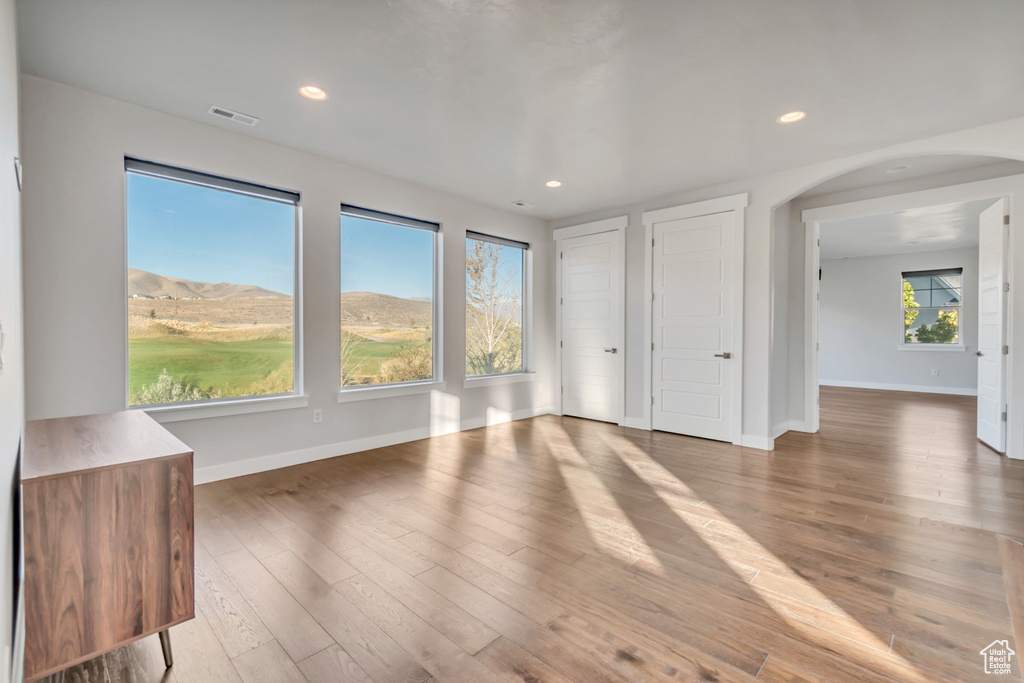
<box><xmin>19</xmin><ymin>76</ymin><xmax>555</xmax><ymax>482</ymax></box>
<box><xmin>0</xmin><ymin>0</ymin><xmax>20</xmax><ymax>677</ymax></box>
<box><xmin>771</xmin><ymin>203</ymin><xmax>790</xmax><ymax>436</ymax></box>
<box><xmin>819</xmin><ymin>248</ymin><xmax>979</xmax><ymax>394</ymax></box>
<box><xmin>551</xmin><ymin>114</ymin><xmax>1024</xmax><ymax>457</ymax></box>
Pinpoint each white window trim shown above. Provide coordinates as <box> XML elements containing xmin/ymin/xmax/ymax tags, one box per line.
<box><xmin>123</xmin><ymin>160</ymin><xmax>305</xmax><ymax>413</ymax></box>
<box><xmin>464</xmin><ymin>372</ymin><xmax>535</xmax><ymax>389</ymax></box>
<box><xmin>898</xmin><ymin>343</ymin><xmax>966</xmax><ymax>353</ymax></box>
<box><xmin>338</xmin><ymin>207</ymin><xmax>443</xmax><ymax>393</ymax></box>
<box><xmin>337</xmin><ymin>380</ymin><xmax>447</xmax><ymax>402</ymax></box>
<box><xmin>898</xmin><ymin>271</ymin><xmax>965</xmax><ymax>352</ymax></box>
<box><xmin>464</xmin><ymin>232</ymin><xmax>532</xmax><ymax>380</ymax></box>
<box><xmin>142</xmin><ymin>393</ymin><xmax>309</xmax><ymax>423</ymax></box>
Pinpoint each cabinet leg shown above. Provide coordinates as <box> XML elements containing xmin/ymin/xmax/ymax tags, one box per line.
<box><xmin>158</xmin><ymin>629</ymin><xmax>173</xmax><ymax>668</ymax></box>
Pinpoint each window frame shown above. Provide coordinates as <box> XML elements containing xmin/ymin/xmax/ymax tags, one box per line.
<box><xmin>123</xmin><ymin>158</ymin><xmax>306</xmax><ymax>419</ymax></box>
<box><xmin>464</xmin><ymin>230</ymin><xmax>533</xmax><ymax>384</ymax></box>
<box><xmin>336</xmin><ymin>204</ymin><xmax>444</xmax><ymax>401</ymax></box>
<box><xmin>898</xmin><ymin>267</ymin><xmax>966</xmax><ymax>353</ymax></box>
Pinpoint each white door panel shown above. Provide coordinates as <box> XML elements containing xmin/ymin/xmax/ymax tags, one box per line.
<box><xmin>977</xmin><ymin>199</ymin><xmax>1008</xmax><ymax>452</ymax></box>
<box><xmin>652</xmin><ymin>211</ymin><xmax>736</xmax><ymax>442</ymax></box>
<box><xmin>561</xmin><ymin>231</ymin><xmax>623</xmax><ymax>423</ymax></box>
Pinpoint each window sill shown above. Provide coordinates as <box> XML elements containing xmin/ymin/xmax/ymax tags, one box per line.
<box><xmin>898</xmin><ymin>344</ymin><xmax>967</xmax><ymax>353</ymax></box>
<box><xmin>337</xmin><ymin>380</ymin><xmax>447</xmax><ymax>403</ymax></box>
<box><xmin>140</xmin><ymin>393</ymin><xmax>309</xmax><ymax>423</ymax></box>
<box><xmin>464</xmin><ymin>372</ymin><xmax>536</xmax><ymax>389</ymax></box>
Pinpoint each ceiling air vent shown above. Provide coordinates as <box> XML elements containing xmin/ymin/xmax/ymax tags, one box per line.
<box><xmin>511</xmin><ymin>200</ymin><xmax>535</xmax><ymax>209</ymax></box>
<box><xmin>207</xmin><ymin>105</ymin><xmax>260</xmax><ymax>127</ymax></box>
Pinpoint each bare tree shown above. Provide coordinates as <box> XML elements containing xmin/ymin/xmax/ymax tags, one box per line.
<box><xmin>466</xmin><ymin>240</ymin><xmax>522</xmax><ymax>375</ymax></box>
<box><xmin>340</xmin><ymin>330</ymin><xmax>369</xmax><ymax>386</ymax></box>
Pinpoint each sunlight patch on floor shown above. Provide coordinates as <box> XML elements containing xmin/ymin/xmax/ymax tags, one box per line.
<box><xmin>599</xmin><ymin>431</ymin><xmax>932</xmax><ymax>683</ymax></box>
<box><xmin>539</xmin><ymin>422</ymin><xmax>664</xmax><ymax>568</ymax></box>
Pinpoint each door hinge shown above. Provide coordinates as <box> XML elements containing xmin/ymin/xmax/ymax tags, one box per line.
<box><xmin>816</xmin><ymin>342</ymin><xmax>820</xmax><ymax>351</ymax></box>
<box><xmin>560</xmin><ymin>297</ymin><xmax>563</xmax><ymax>305</ymax></box>
<box><xmin>560</xmin><ymin>251</ymin><xmax>563</xmax><ymax>260</ymax></box>
<box><xmin>817</xmin><ymin>238</ymin><xmax>820</xmax><ymax>247</ymax></box>
<box><xmin>560</xmin><ymin>340</ymin><xmax>563</xmax><ymax>348</ymax></box>
<box><xmin>651</xmin><ymin>395</ymin><xmax>654</xmax><ymax>405</ymax></box>
<box><xmin>1005</xmin><ymin>215</ymin><xmax>1011</xmax><ymax>225</ymax></box>
<box><xmin>560</xmin><ymin>386</ymin><xmax>564</xmax><ymax>394</ymax></box>
<box><xmin>1003</xmin><ymin>409</ymin><xmax>1008</xmax><ymax>422</ymax></box>
<box><xmin>1005</xmin><ymin>282</ymin><xmax>1011</xmax><ymax>293</ymax></box>
<box><xmin>651</xmin><ymin>342</ymin><xmax>655</xmax><ymax>351</ymax></box>
<box><xmin>1004</xmin><ymin>344</ymin><xmax>1010</xmax><ymax>355</ymax></box>
<box><xmin>652</xmin><ymin>238</ymin><xmax>655</xmax><ymax>247</ymax></box>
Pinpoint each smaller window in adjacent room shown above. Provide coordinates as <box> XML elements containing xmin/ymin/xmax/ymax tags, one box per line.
<box><xmin>125</xmin><ymin>159</ymin><xmax>300</xmax><ymax>407</ymax></box>
<box><xmin>901</xmin><ymin>268</ymin><xmax>963</xmax><ymax>345</ymax></box>
<box><xmin>340</xmin><ymin>205</ymin><xmax>439</xmax><ymax>387</ymax></box>
<box><xmin>465</xmin><ymin>231</ymin><xmax>528</xmax><ymax>377</ymax></box>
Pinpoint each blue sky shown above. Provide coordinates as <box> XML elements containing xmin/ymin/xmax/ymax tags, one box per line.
<box><xmin>341</xmin><ymin>217</ymin><xmax>434</xmax><ymax>300</ymax></box>
<box><xmin>127</xmin><ymin>173</ymin><xmax>296</xmax><ymax>295</ymax></box>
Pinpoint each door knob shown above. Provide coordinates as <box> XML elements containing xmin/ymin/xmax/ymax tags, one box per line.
<box><xmin>603</xmin><ymin>348</ymin><xmax>618</xmax><ymax>354</ymax></box>
<box><xmin>714</xmin><ymin>352</ymin><xmax>732</xmax><ymax>359</ymax></box>
<box><xmin>976</xmin><ymin>351</ymin><xmax>984</xmax><ymax>356</ymax></box>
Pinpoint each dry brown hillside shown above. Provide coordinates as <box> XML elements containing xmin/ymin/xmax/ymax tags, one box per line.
<box><xmin>341</xmin><ymin>292</ymin><xmax>432</xmax><ymax>328</ymax></box>
<box><xmin>128</xmin><ymin>268</ymin><xmax>288</xmax><ymax>299</ymax></box>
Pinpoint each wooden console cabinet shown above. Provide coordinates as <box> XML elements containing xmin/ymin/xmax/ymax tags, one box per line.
<box><xmin>21</xmin><ymin>411</ymin><xmax>194</xmax><ymax>682</ymax></box>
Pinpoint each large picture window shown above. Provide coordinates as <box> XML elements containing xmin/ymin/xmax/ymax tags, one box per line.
<box><xmin>466</xmin><ymin>231</ymin><xmax>528</xmax><ymax>376</ymax></box>
<box><xmin>340</xmin><ymin>205</ymin><xmax>438</xmax><ymax>387</ymax></box>
<box><xmin>902</xmin><ymin>268</ymin><xmax>963</xmax><ymax>345</ymax></box>
<box><xmin>126</xmin><ymin>159</ymin><xmax>299</xmax><ymax>406</ymax></box>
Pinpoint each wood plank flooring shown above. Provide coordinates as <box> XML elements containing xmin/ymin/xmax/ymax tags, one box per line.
<box><xmin>58</xmin><ymin>386</ymin><xmax>1024</xmax><ymax>682</ymax></box>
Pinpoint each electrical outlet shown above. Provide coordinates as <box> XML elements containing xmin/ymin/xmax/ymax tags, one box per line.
<box><xmin>312</xmin><ymin>409</ymin><xmax>323</xmax><ymax>423</ymax></box>
<box><xmin>931</xmin><ymin>369</ymin><xmax>939</xmax><ymax>376</ymax></box>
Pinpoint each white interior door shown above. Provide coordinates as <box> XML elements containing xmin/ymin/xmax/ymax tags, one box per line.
<box><xmin>652</xmin><ymin>211</ymin><xmax>736</xmax><ymax>441</ymax></box>
<box><xmin>561</xmin><ymin>231</ymin><xmax>623</xmax><ymax>423</ymax></box>
<box><xmin>977</xmin><ymin>198</ymin><xmax>1008</xmax><ymax>453</ymax></box>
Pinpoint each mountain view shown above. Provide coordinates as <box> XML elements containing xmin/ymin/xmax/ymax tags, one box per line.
<box><xmin>129</xmin><ymin>267</ymin><xmax>288</xmax><ymax>300</ymax></box>
<box><xmin>128</xmin><ymin>268</ymin><xmax>435</xmax><ymax>403</ymax></box>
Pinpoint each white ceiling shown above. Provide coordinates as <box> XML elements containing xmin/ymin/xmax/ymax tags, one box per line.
<box><xmin>819</xmin><ymin>199</ymin><xmax>996</xmax><ymax>261</ymax></box>
<box><xmin>16</xmin><ymin>0</ymin><xmax>1024</xmax><ymax>220</ymax></box>
<box><xmin>801</xmin><ymin>155</ymin><xmax>1024</xmax><ymax>199</ymax></box>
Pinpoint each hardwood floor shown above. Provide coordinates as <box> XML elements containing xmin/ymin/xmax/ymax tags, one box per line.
<box><xmin>58</xmin><ymin>386</ymin><xmax>1024</xmax><ymax>682</ymax></box>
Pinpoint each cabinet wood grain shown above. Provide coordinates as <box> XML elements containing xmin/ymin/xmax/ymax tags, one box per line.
<box><xmin>22</xmin><ymin>411</ymin><xmax>194</xmax><ymax>682</ymax></box>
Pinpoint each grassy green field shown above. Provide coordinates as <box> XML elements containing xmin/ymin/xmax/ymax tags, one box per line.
<box><xmin>128</xmin><ymin>317</ymin><xmax>431</xmax><ymax>402</ymax></box>
<box><xmin>129</xmin><ymin>337</ymin><xmax>294</xmax><ymax>397</ymax></box>
<box><xmin>341</xmin><ymin>327</ymin><xmax>430</xmax><ymax>385</ymax></box>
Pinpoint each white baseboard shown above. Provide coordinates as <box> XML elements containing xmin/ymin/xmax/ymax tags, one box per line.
<box><xmin>623</xmin><ymin>417</ymin><xmax>649</xmax><ymax>430</ymax></box>
<box><xmin>194</xmin><ymin>405</ymin><xmax>555</xmax><ymax>484</ymax></box>
<box><xmin>786</xmin><ymin>420</ymin><xmax>813</xmax><ymax>434</ymax></box>
<box><xmin>820</xmin><ymin>379</ymin><xmax>977</xmax><ymax>396</ymax></box>
<box><xmin>740</xmin><ymin>434</ymin><xmax>774</xmax><ymax>451</ymax></box>
<box><xmin>771</xmin><ymin>419</ymin><xmax>814</xmax><ymax>439</ymax></box>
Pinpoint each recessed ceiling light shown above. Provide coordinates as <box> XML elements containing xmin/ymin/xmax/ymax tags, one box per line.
<box><xmin>545</xmin><ymin>180</ymin><xmax>562</xmax><ymax>188</ymax></box>
<box><xmin>886</xmin><ymin>164</ymin><xmax>911</xmax><ymax>173</ymax></box>
<box><xmin>299</xmin><ymin>85</ymin><xmax>328</xmax><ymax>101</ymax></box>
<box><xmin>777</xmin><ymin>111</ymin><xmax>806</xmax><ymax>124</ymax></box>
